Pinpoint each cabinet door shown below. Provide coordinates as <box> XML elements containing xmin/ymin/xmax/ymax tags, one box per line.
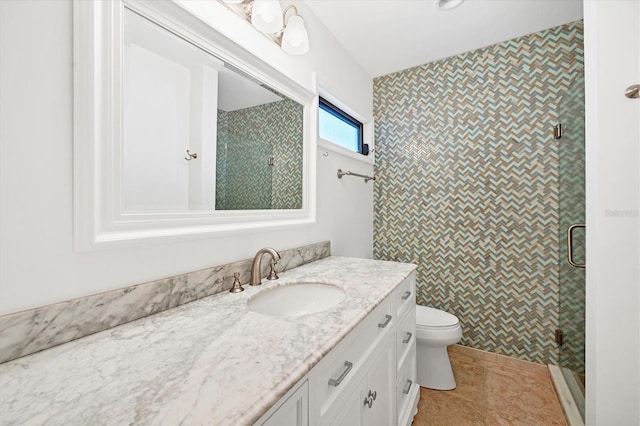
<box><xmin>329</xmin><ymin>376</ymin><xmax>365</xmax><ymax>426</ymax></box>
<box><xmin>261</xmin><ymin>381</ymin><xmax>308</xmax><ymax>426</ymax></box>
<box><xmin>362</xmin><ymin>338</ymin><xmax>396</xmax><ymax>426</ymax></box>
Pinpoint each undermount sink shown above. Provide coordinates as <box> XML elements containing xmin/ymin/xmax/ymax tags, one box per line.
<box><xmin>248</xmin><ymin>283</ymin><xmax>346</xmax><ymax>317</ymax></box>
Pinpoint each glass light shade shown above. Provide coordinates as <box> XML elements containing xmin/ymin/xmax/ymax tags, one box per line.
<box><xmin>437</xmin><ymin>0</ymin><xmax>465</xmax><ymax>10</ymax></box>
<box><xmin>251</xmin><ymin>0</ymin><xmax>284</xmax><ymax>33</ymax></box>
<box><xmin>281</xmin><ymin>15</ymin><xmax>309</xmax><ymax>55</ymax></box>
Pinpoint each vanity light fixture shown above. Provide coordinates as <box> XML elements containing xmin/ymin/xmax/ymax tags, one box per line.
<box><xmin>436</xmin><ymin>0</ymin><xmax>465</xmax><ymax>10</ymax></box>
<box><xmin>251</xmin><ymin>0</ymin><xmax>284</xmax><ymax>34</ymax></box>
<box><xmin>280</xmin><ymin>6</ymin><xmax>309</xmax><ymax>55</ymax></box>
<box><xmin>221</xmin><ymin>0</ymin><xmax>310</xmax><ymax>55</ymax></box>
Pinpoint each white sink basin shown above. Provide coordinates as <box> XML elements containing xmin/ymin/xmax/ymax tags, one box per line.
<box><xmin>248</xmin><ymin>283</ymin><xmax>346</xmax><ymax>317</ymax></box>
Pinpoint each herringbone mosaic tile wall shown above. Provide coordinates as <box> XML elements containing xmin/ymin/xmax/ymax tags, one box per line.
<box><xmin>373</xmin><ymin>21</ymin><xmax>584</xmax><ymax>365</ymax></box>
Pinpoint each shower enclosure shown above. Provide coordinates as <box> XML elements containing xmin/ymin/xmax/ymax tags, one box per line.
<box><xmin>556</xmin><ymin>72</ymin><xmax>586</xmax><ymax>421</ymax></box>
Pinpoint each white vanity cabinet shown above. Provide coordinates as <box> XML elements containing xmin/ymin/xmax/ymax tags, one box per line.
<box><xmin>262</xmin><ymin>381</ymin><xmax>309</xmax><ymax>426</ymax></box>
<box><xmin>393</xmin><ymin>275</ymin><xmax>419</xmax><ymax>426</ymax></box>
<box><xmin>257</xmin><ymin>271</ymin><xmax>418</xmax><ymax>426</ymax></box>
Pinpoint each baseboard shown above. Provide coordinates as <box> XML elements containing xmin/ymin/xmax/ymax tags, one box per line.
<box><xmin>448</xmin><ymin>344</ymin><xmax>548</xmax><ymax>376</ymax></box>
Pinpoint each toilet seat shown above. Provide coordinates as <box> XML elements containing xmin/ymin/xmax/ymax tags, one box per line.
<box><xmin>417</xmin><ymin>323</ymin><xmax>460</xmax><ymax>332</ymax></box>
<box><xmin>416</xmin><ymin>305</ymin><xmax>459</xmax><ymax>328</ymax></box>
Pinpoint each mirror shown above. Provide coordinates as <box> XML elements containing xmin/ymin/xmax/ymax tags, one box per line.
<box><xmin>73</xmin><ymin>0</ymin><xmax>316</xmax><ymax>251</ymax></box>
<box><xmin>123</xmin><ymin>8</ymin><xmax>303</xmax><ymax>212</ymax></box>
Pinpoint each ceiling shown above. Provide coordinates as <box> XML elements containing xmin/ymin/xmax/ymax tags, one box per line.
<box><xmin>303</xmin><ymin>0</ymin><xmax>583</xmax><ymax>77</ymax></box>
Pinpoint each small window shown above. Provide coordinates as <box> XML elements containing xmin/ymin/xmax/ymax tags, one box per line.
<box><xmin>319</xmin><ymin>97</ymin><xmax>365</xmax><ymax>155</ymax></box>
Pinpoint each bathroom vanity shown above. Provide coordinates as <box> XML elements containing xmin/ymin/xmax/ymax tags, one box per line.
<box><xmin>258</xmin><ymin>263</ymin><xmax>418</xmax><ymax>426</ymax></box>
<box><xmin>0</xmin><ymin>257</ymin><xmax>418</xmax><ymax>425</ymax></box>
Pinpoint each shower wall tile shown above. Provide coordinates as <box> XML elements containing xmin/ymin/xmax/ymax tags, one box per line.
<box><xmin>0</xmin><ymin>241</ymin><xmax>330</xmax><ymax>364</ymax></box>
<box><xmin>216</xmin><ymin>96</ymin><xmax>303</xmax><ymax>210</ymax></box>
<box><xmin>373</xmin><ymin>22</ymin><xmax>584</xmax><ymax>365</ymax></box>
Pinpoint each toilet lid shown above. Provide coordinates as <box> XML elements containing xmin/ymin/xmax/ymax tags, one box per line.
<box><xmin>416</xmin><ymin>305</ymin><xmax>459</xmax><ymax>327</ymax></box>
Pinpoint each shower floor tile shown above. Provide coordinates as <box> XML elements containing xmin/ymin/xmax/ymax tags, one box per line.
<box><xmin>412</xmin><ymin>345</ymin><xmax>566</xmax><ymax>426</ymax></box>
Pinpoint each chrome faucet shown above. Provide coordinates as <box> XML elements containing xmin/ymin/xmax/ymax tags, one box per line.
<box><xmin>250</xmin><ymin>247</ymin><xmax>281</xmax><ymax>286</ymax></box>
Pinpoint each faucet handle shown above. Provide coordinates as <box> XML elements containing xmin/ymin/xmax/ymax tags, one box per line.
<box><xmin>267</xmin><ymin>261</ymin><xmax>279</xmax><ymax>280</ymax></box>
<box><xmin>229</xmin><ymin>272</ymin><xmax>244</xmax><ymax>293</ymax></box>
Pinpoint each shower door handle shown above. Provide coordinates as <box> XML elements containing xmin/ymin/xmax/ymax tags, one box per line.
<box><xmin>567</xmin><ymin>223</ymin><xmax>586</xmax><ymax>268</ymax></box>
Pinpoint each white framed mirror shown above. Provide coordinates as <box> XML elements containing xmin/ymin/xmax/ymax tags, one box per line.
<box><xmin>73</xmin><ymin>0</ymin><xmax>317</xmax><ymax>251</ymax></box>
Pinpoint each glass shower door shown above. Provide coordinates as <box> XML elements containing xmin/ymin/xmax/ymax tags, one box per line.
<box><xmin>557</xmin><ymin>72</ymin><xmax>586</xmax><ymax>418</ymax></box>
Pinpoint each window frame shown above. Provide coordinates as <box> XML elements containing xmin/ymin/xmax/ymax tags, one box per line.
<box><xmin>319</xmin><ymin>96</ymin><xmax>365</xmax><ymax>155</ymax></box>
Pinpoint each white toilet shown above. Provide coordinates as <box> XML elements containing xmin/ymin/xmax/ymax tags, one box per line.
<box><xmin>415</xmin><ymin>305</ymin><xmax>463</xmax><ymax>390</ymax></box>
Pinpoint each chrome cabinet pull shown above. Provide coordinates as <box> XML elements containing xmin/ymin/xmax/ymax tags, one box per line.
<box><xmin>364</xmin><ymin>390</ymin><xmax>376</xmax><ymax>408</ymax></box>
<box><xmin>567</xmin><ymin>223</ymin><xmax>586</xmax><ymax>268</ymax></box>
<box><xmin>363</xmin><ymin>395</ymin><xmax>373</xmax><ymax>408</ymax></box>
<box><xmin>378</xmin><ymin>314</ymin><xmax>392</xmax><ymax>328</ymax></box>
<box><xmin>401</xmin><ymin>291</ymin><xmax>411</xmax><ymax>300</ymax></box>
<box><xmin>402</xmin><ymin>379</ymin><xmax>413</xmax><ymax>394</ymax></box>
<box><xmin>328</xmin><ymin>361</ymin><xmax>353</xmax><ymax>387</ymax></box>
<box><xmin>402</xmin><ymin>332</ymin><xmax>413</xmax><ymax>344</ymax></box>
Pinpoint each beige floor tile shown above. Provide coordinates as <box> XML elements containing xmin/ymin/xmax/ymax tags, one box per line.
<box><xmin>485</xmin><ymin>370</ymin><xmax>565</xmax><ymax>421</ymax></box>
<box><xmin>486</xmin><ymin>362</ymin><xmax>550</xmax><ymax>380</ymax></box>
<box><xmin>486</xmin><ymin>409</ymin><xmax>567</xmax><ymax>426</ymax></box>
<box><xmin>448</xmin><ymin>358</ymin><xmax>487</xmax><ymax>405</ymax></box>
<box><xmin>414</xmin><ymin>387</ymin><xmax>487</xmax><ymax>426</ymax></box>
<box><xmin>413</xmin><ymin>348</ymin><xmax>566</xmax><ymax>426</ymax></box>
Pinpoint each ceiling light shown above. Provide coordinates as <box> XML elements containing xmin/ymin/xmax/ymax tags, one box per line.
<box><xmin>437</xmin><ymin>0</ymin><xmax>465</xmax><ymax>10</ymax></box>
<box><xmin>220</xmin><ymin>1</ymin><xmax>309</xmax><ymax>55</ymax></box>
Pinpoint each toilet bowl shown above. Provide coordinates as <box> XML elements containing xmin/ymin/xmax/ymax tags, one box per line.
<box><xmin>416</xmin><ymin>305</ymin><xmax>463</xmax><ymax>390</ymax></box>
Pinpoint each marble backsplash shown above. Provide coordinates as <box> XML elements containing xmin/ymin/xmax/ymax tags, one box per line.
<box><xmin>0</xmin><ymin>241</ymin><xmax>330</xmax><ymax>364</ymax></box>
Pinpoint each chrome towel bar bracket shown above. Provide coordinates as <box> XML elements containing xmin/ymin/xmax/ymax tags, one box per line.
<box><xmin>337</xmin><ymin>169</ymin><xmax>375</xmax><ymax>183</ymax></box>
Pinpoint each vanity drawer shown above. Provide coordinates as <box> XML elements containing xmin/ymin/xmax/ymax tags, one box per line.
<box><xmin>360</xmin><ymin>298</ymin><xmax>395</xmax><ymax>354</ymax></box>
<box><xmin>396</xmin><ymin>348</ymin><xmax>417</xmax><ymax>426</ymax></box>
<box><xmin>396</xmin><ymin>307</ymin><xmax>416</xmax><ymax>371</ymax></box>
<box><xmin>394</xmin><ymin>273</ymin><xmax>416</xmax><ymax>320</ymax></box>
<box><xmin>314</xmin><ymin>299</ymin><xmax>393</xmax><ymax>423</ymax></box>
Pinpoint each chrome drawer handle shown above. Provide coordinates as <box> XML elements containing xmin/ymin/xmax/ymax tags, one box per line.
<box><xmin>402</xmin><ymin>379</ymin><xmax>413</xmax><ymax>394</ymax></box>
<box><xmin>402</xmin><ymin>332</ymin><xmax>413</xmax><ymax>344</ymax></box>
<box><xmin>378</xmin><ymin>314</ymin><xmax>392</xmax><ymax>328</ymax></box>
<box><xmin>328</xmin><ymin>361</ymin><xmax>353</xmax><ymax>387</ymax></box>
<box><xmin>401</xmin><ymin>291</ymin><xmax>411</xmax><ymax>300</ymax></box>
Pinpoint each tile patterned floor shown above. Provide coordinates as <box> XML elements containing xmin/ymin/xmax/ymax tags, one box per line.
<box><xmin>412</xmin><ymin>345</ymin><xmax>567</xmax><ymax>426</ymax></box>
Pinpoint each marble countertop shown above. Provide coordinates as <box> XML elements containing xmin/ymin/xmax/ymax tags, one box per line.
<box><xmin>0</xmin><ymin>256</ymin><xmax>416</xmax><ymax>425</ymax></box>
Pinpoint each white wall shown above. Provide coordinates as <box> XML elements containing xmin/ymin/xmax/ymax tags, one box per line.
<box><xmin>0</xmin><ymin>0</ymin><xmax>374</xmax><ymax>315</ymax></box>
<box><xmin>584</xmin><ymin>0</ymin><xmax>639</xmax><ymax>424</ymax></box>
